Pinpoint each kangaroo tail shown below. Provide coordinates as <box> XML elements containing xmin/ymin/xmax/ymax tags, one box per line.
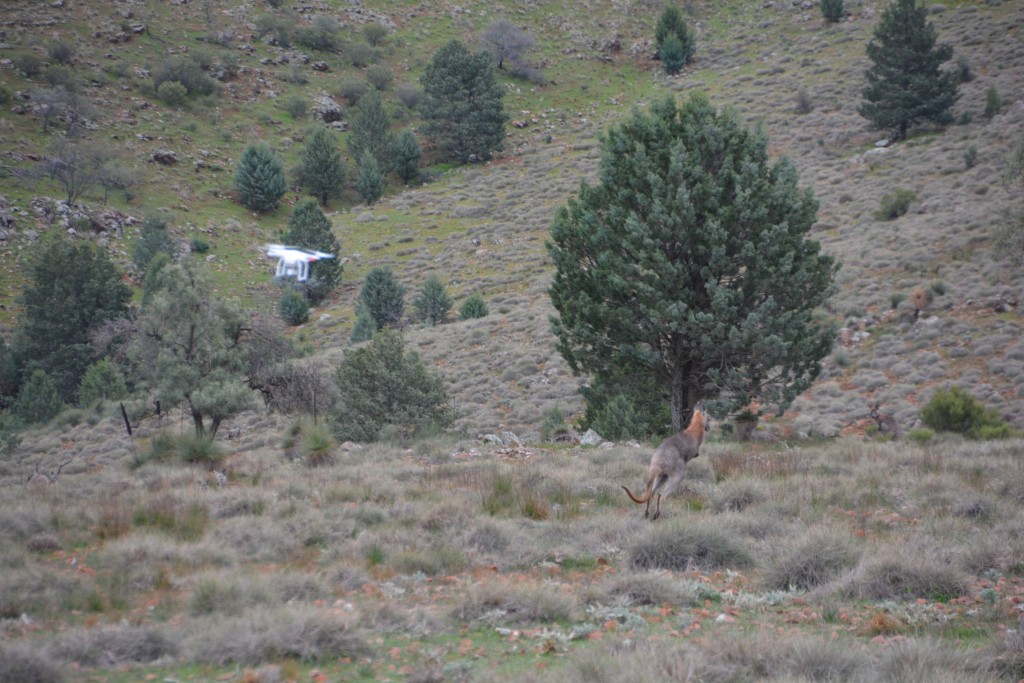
<box><xmin>622</xmin><ymin>484</ymin><xmax>652</xmax><ymax>504</ymax></box>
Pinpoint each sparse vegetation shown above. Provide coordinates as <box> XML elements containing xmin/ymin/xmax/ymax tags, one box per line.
<box><xmin>875</xmin><ymin>188</ymin><xmax>916</xmax><ymax>220</ymax></box>
<box><xmin>0</xmin><ymin>1</ymin><xmax>1023</xmax><ymax>680</ymax></box>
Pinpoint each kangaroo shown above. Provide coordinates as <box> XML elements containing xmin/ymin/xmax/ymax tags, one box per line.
<box><xmin>869</xmin><ymin>403</ymin><xmax>902</xmax><ymax>440</ymax></box>
<box><xmin>623</xmin><ymin>403</ymin><xmax>710</xmax><ymax>520</ymax></box>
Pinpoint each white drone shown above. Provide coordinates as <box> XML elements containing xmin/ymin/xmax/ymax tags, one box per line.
<box><xmin>265</xmin><ymin>244</ymin><xmax>335</xmax><ymax>283</ymax></box>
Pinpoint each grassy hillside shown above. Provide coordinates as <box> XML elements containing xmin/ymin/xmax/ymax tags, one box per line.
<box><xmin>2</xmin><ymin>0</ymin><xmax>1023</xmax><ymax>440</ymax></box>
<box><xmin>2</xmin><ymin>3</ymin><xmax>1024</xmax><ymax>681</ymax></box>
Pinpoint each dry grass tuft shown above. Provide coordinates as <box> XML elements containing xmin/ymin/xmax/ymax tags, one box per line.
<box><xmin>47</xmin><ymin>625</ymin><xmax>177</xmax><ymax>668</ymax></box>
<box><xmin>628</xmin><ymin>518</ymin><xmax>754</xmax><ymax>572</ymax></box>
<box><xmin>761</xmin><ymin>526</ymin><xmax>862</xmax><ymax>591</ymax></box>
<box><xmin>451</xmin><ymin>578</ymin><xmax>578</xmax><ymax>624</ymax></box>
<box><xmin>0</xmin><ymin>641</ymin><xmax>68</xmax><ymax>683</ymax></box>
<box><xmin>840</xmin><ymin>553</ymin><xmax>969</xmax><ymax>602</ymax></box>
<box><xmin>181</xmin><ymin>606</ymin><xmax>368</xmax><ymax>666</ymax></box>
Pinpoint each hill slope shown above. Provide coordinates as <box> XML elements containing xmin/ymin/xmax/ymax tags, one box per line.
<box><xmin>0</xmin><ymin>0</ymin><xmax>1022</xmax><ymax>439</ymax></box>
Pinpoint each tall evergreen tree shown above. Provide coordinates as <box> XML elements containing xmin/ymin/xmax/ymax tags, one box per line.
<box><xmin>234</xmin><ymin>142</ymin><xmax>286</xmax><ymax>213</ymax></box>
<box><xmin>654</xmin><ymin>5</ymin><xmax>695</xmax><ymax>65</ymax></box>
<box><xmin>420</xmin><ymin>39</ymin><xmax>508</xmax><ymax>163</ymax></box>
<box><xmin>346</xmin><ymin>89</ymin><xmax>395</xmax><ymax>173</ymax></box>
<box><xmin>359</xmin><ymin>266</ymin><xmax>405</xmax><ymax>329</ymax></box>
<box><xmin>15</xmin><ymin>236</ymin><xmax>132</xmax><ymax>402</ymax></box>
<box><xmin>859</xmin><ymin>0</ymin><xmax>959</xmax><ymax>141</ymax></box>
<box><xmin>282</xmin><ymin>198</ymin><xmax>342</xmax><ymax>303</ymax></box>
<box><xmin>393</xmin><ymin>129</ymin><xmax>422</xmax><ymax>184</ymax></box>
<box><xmin>548</xmin><ymin>94</ymin><xmax>838</xmax><ymax>431</ymax></box>
<box><xmin>355</xmin><ymin>151</ymin><xmax>385</xmax><ymax>205</ymax></box>
<box><xmin>296</xmin><ymin>125</ymin><xmax>345</xmax><ymax>206</ymax></box>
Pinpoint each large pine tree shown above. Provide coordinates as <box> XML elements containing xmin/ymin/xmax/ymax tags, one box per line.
<box><xmin>282</xmin><ymin>198</ymin><xmax>342</xmax><ymax>303</ymax></box>
<box><xmin>548</xmin><ymin>94</ymin><xmax>838</xmax><ymax>432</ymax></box>
<box><xmin>859</xmin><ymin>0</ymin><xmax>959</xmax><ymax>141</ymax></box>
<box><xmin>296</xmin><ymin>125</ymin><xmax>345</xmax><ymax>206</ymax></box>
<box><xmin>420</xmin><ymin>39</ymin><xmax>508</xmax><ymax>164</ymax></box>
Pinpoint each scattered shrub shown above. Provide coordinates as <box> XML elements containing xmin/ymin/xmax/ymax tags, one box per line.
<box><xmin>355</xmin><ymin>151</ymin><xmax>385</xmax><ymax>205</ymax></box>
<box><xmin>296</xmin><ymin>419</ymin><xmax>336</xmax><ymax>466</ymax></box>
<box><xmin>589</xmin><ymin>393</ymin><xmax>645</xmax><ymax>441</ymax></box>
<box><xmin>133</xmin><ymin>496</ymin><xmax>210</xmax><ymax>542</ymax></box>
<box><xmin>78</xmin><ymin>359</ymin><xmax>128</xmax><ymax>408</ymax></box>
<box><xmin>294</xmin><ymin>24</ymin><xmax>339</xmax><ymax>53</ymax></box>
<box><xmin>906</xmin><ymin>427</ymin><xmax>935</xmax><ymax>443</ymax></box>
<box><xmin>283</xmin><ymin>96</ymin><xmax>308</xmax><ymax>119</ymax></box>
<box><xmin>152</xmin><ymin>56</ymin><xmax>218</xmax><ymax>97</ymax></box>
<box><xmin>365</xmin><ymin>64</ymin><xmax>394</xmax><ymax>91</ymax></box>
<box><xmin>396</xmin><ymin>82</ymin><xmax>423</xmax><ymax>109</ymax></box>
<box><xmin>919</xmin><ymin>385</ymin><xmax>1008</xmax><ymax>438</ymax></box>
<box><xmin>47</xmin><ymin>39</ymin><xmax>76</xmax><ymax>65</ymax></box>
<box><xmin>875</xmin><ymin>188</ymin><xmax>917</xmax><ymax>220</ymax></box>
<box><xmin>963</xmin><ymin>144</ymin><xmax>977</xmax><ymax>169</ymax></box>
<box><xmin>337</xmin><ymin>77</ymin><xmax>367</xmax><ymax>105</ymax></box>
<box><xmin>347</xmin><ymin>42</ymin><xmax>378</xmax><ymax>68</ymax></box>
<box><xmin>279</xmin><ymin>287</ymin><xmax>310</xmax><ymax>326</ymax></box>
<box><xmin>349</xmin><ymin>306</ymin><xmax>377</xmax><ymax>345</ymax></box>
<box><xmin>13</xmin><ymin>369</ymin><xmax>64</xmax><ymax>425</ymax></box>
<box><xmin>821</xmin><ymin>0</ymin><xmax>844</xmax><ymax>22</ymax></box>
<box><xmin>955</xmin><ymin>55</ymin><xmax>973</xmax><ymax>83</ymax></box>
<box><xmin>14</xmin><ymin>53</ymin><xmax>42</xmax><ymax>77</ymax></box>
<box><xmin>458</xmin><ymin>293</ymin><xmax>488</xmax><ymax>320</ymax></box>
<box><xmin>795</xmin><ymin>87</ymin><xmax>813</xmax><ymax>114</ymax></box>
<box><xmin>175</xmin><ymin>433</ymin><xmax>225</xmax><ymax>467</ymax></box>
<box><xmin>133</xmin><ymin>214</ymin><xmax>176</xmax><ymax>274</ymax></box>
<box><xmin>363</xmin><ymin>23</ymin><xmax>388</xmax><ymax>47</ymax></box>
<box><xmin>190</xmin><ymin>237</ymin><xmax>210</xmax><ymax>253</ymax></box>
<box><xmin>907</xmin><ymin>285</ymin><xmax>933</xmax><ymax>317</ymax></box>
<box><xmin>984</xmin><ymin>86</ymin><xmax>1001</xmax><ymax>120</ymax></box>
<box><xmin>156</xmin><ymin>79</ymin><xmax>189</xmax><ymax>105</ymax></box>
<box><xmin>540</xmin><ymin>406</ymin><xmax>568</xmax><ymax>442</ymax></box>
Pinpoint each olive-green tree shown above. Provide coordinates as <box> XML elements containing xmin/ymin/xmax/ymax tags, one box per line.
<box><xmin>331</xmin><ymin>329</ymin><xmax>453</xmax><ymax>442</ymax></box>
<box><xmin>129</xmin><ymin>261</ymin><xmax>255</xmax><ymax>438</ymax></box>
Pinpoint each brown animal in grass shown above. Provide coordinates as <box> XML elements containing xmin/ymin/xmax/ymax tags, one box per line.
<box><xmin>623</xmin><ymin>403</ymin><xmax>710</xmax><ymax>520</ymax></box>
<box><xmin>869</xmin><ymin>402</ymin><xmax>902</xmax><ymax>440</ymax></box>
